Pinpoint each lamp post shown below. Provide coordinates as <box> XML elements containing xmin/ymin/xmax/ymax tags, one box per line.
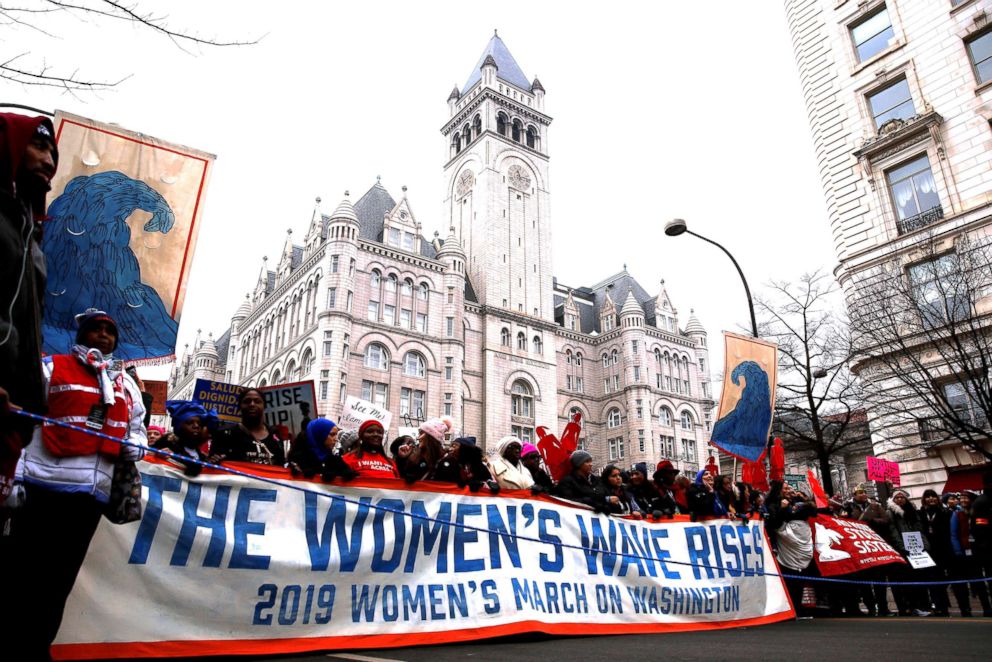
<box><xmin>664</xmin><ymin>218</ymin><xmax>758</xmax><ymax>338</ymax></box>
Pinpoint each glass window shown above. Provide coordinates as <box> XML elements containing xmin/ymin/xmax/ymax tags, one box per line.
<box><xmin>385</xmin><ymin>274</ymin><xmax>397</xmax><ymax>293</ymax></box>
<box><xmin>850</xmin><ymin>6</ymin><xmax>894</xmax><ymax>63</ymax></box>
<box><xmin>511</xmin><ymin>381</ymin><xmax>533</xmax><ymax>418</ymax></box>
<box><xmin>371</xmin><ymin>270</ymin><xmax>381</xmax><ymax>288</ymax></box>
<box><xmin>517</xmin><ymin>332</ymin><xmax>527</xmax><ymax>351</ymax></box>
<box><xmin>633</xmin><ymin>366</ymin><xmax>641</xmax><ymax>381</ymax></box>
<box><xmin>363</xmin><ymin>343</ymin><xmax>389</xmax><ymax>370</ymax></box>
<box><xmin>967</xmin><ymin>29</ymin><xmax>992</xmax><ymax>85</ymax></box>
<box><xmin>908</xmin><ymin>254</ymin><xmax>969</xmax><ymax>328</ymax></box>
<box><xmin>403</xmin><ymin>352</ymin><xmax>426</xmax><ymax>378</ymax></box>
<box><xmin>681</xmin><ymin>438</ymin><xmax>696</xmax><ymax>463</ymax></box>
<box><xmin>367</xmin><ymin>300</ymin><xmax>379</xmax><ymax>322</ymax></box>
<box><xmin>575</xmin><ymin>352</ymin><xmax>582</xmax><ymax>366</ymax></box>
<box><xmin>327</xmin><ymin>287</ymin><xmax>336</xmax><ymax>308</ymax></box>
<box><xmin>445</xmin><ymin>366</ymin><xmax>452</xmax><ymax>381</ymax></box>
<box><xmin>331</xmin><ymin>255</ymin><xmax>339</xmax><ymax>273</ymax></box>
<box><xmin>868</xmin><ymin>78</ymin><xmax>915</xmax><ymax>129</ymax></box>
<box><xmin>607</xmin><ymin>409</ymin><xmax>622</xmax><ymax>428</ymax></box>
<box><xmin>400</xmin><ymin>308</ymin><xmax>411</xmax><ymax>328</ymax></box>
<box><xmin>576</xmin><ymin>377</ymin><xmax>583</xmax><ymax>392</ymax></box>
<box><xmin>566</xmin><ymin>350</ymin><xmax>572</xmax><ymax>365</ymax></box>
<box><xmin>346</xmin><ymin>291</ymin><xmax>353</xmax><ymax>312</ymax></box>
<box><xmin>680</xmin><ymin>411</ymin><xmax>694</xmax><ymax>431</ymax></box>
<box><xmin>942</xmin><ymin>379</ymin><xmax>987</xmax><ymax>427</ymax></box>
<box><xmin>446</xmin><ymin>317</ymin><xmax>454</xmax><ymax>337</ymax></box>
<box><xmin>533</xmin><ymin>335</ymin><xmax>542</xmax><ymax>353</ymax></box>
<box><xmin>416</xmin><ymin>313</ymin><xmax>427</xmax><ymax>333</ymax></box>
<box><xmin>402</xmin><ymin>279</ymin><xmax>413</xmax><ymax>296</ymax></box>
<box><xmin>501</xmin><ymin>328</ymin><xmax>511</xmax><ymax>346</ymax></box>
<box><xmin>511</xmin><ymin>425</ymin><xmax>534</xmax><ymax>444</ymax></box>
<box><xmin>419</xmin><ymin>283</ymin><xmax>429</xmax><ymax>300</ymax></box>
<box><xmin>383</xmin><ymin>304</ymin><xmax>396</xmax><ymax>324</ymax></box>
<box><xmin>403</xmin><ymin>232</ymin><xmax>416</xmax><ymax>250</ymax></box>
<box><xmin>609</xmin><ymin>437</ymin><xmax>625</xmax><ymax>461</ymax></box>
<box><xmin>886</xmin><ymin>154</ymin><xmax>941</xmax><ymax>233</ymax></box>
<box><xmin>388</xmin><ymin>227</ymin><xmax>401</xmax><ymax>246</ymax></box>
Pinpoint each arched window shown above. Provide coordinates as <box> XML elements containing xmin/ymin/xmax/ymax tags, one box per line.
<box><xmin>501</xmin><ymin>328</ymin><xmax>511</xmax><ymax>346</ymax></box>
<box><xmin>680</xmin><ymin>411</ymin><xmax>694</xmax><ymax>431</ymax></box>
<box><xmin>575</xmin><ymin>352</ymin><xmax>583</xmax><ymax>366</ymax></box>
<box><xmin>385</xmin><ymin>274</ymin><xmax>397</xmax><ymax>293</ymax></box>
<box><xmin>511</xmin><ymin>119</ymin><xmax>521</xmax><ymax>142</ymax></box>
<box><xmin>526</xmin><ymin>126</ymin><xmax>537</xmax><ymax>149</ymax></box>
<box><xmin>533</xmin><ymin>335</ymin><xmax>542</xmax><ymax>353</ymax></box>
<box><xmin>511</xmin><ymin>381</ymin><xmax>533</xmax><ymax>418</ymax></box>
<box><xmin>462</xmin><ymin>124</ymin><xmax>471</xmax><ymax>146</ymax></box>
<box><xmin>516</xmin><ymin>332</ymin><xmax>527</xmax><ymax>351</ymax></box>
<box><xmin>402</xmin><ymin>278</ymin><xmax>413</xmax><ymax>296</ymax></box>
<box><xmin>565</xmin><ymin>350</ymin><xmax>572</xmax><ymax>365</ymax></box>
<box><xmin>611</xmin><ymin>349</ymin><xmax>619</xmax><ymax>365</ymax></box>
<box><xmin>452</xmin><ymin>134</ymin><xmax>461</xmax><ymax>154</ymax></box>
<box><xmin>300</xmin><ymin>349</ymin><xmax>314</xmax><ymax>376</ymax></box>
<box><xmin>602</xmin><ymin>353</ymin><xmax>609</xmax><ymax>368</ymax></box>
<box><xmin>473</xmin><ymin>114</ymin><xmax>482</xmax><ymax>138</ymax></box>
<box><xmin>370</xmin><ymin>270</ymin><xmax>381</xmax><ymax>288</ymax></box>
<box><xmin>607</xmin><ymin>408</ymin><xmax>622</xmax><ymax>428</ymax></box>
<box><xmin>364</xmin><ymin>343</ymin><xmax>389</xmax><ymax>371</ymax></box>
<box><xmin>497</xmin><ymin>112</ymin><xmax>507</xmax><ymax>136</ymax></box>
<box><xmin>403</xmin><ymin>351</ymin><xmax>426</xmax><ymax>378</ymax></box>
<box><xmin>271</xmin><ymin>370</ymin><xmax>281</xmax><ymax>385</ymax></box>
<box><xmin>419</xmin><ymin>283</ymin><xmax>429</xmax><ymax>300</ymax></box>
<box><xmin>659</xmin><ymin>407</ymin><xmax>673</xmax><ymax>427</ymax></box>
<box><xmin>286</xmin><ymin>360</ymin><xmax>298</xmax><ymax>381</ymax></box>
<box><xmin>259</xmin><ymin>378</ymin><xmax>268</xmax><ymax>388</ymax></box>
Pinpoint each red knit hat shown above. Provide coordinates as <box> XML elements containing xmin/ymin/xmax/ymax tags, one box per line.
<box><xmin>359</xmin><ymin>419</ymin><xmax>384</xmax><ymax>436</ymax></box>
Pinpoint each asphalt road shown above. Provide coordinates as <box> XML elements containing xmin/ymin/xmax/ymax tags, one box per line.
<box><xmin>214</xmin><ymin>618</ymin><xmax>990</xmax><ymax>662</ymax></box>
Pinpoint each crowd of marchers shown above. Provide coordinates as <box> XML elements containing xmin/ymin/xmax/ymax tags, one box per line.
<box><xmin>153</xmin><ymin>399</ymin><xmax>992</xmax><ymax>622</ymax></box>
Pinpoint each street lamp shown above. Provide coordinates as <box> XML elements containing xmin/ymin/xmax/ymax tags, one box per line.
<box><xmin>664</xmin><ymin>218</ymin><xmax>758</xmax><ymax>338</ymax></box>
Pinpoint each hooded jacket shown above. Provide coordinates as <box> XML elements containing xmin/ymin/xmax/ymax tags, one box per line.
<box><xmin>1</xmin><ymin>114</ymin><xmax>57</xmax><ymax>443</ymax></box>
<box><xmin>887</xmin><ymin>500</ymin><xmax>930</xmax><ymax>556</ymax></box>
<box><xmin>488</xmin><ymin>436</ymin><xmax>534</xmax><ymax>490</ymax></box>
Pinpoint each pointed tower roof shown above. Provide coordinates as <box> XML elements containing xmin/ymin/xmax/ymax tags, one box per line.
<box><xmin>330</xmin><ymin>191</ymin><xmax>358</xmax><ymax>223</ymax></box>
<box><xmin>531</xmin><ymin>77</ymin><xmax>545</xmax><ymax>93</ymax></box>
<box><xmin>462</xmin><ymin>32</ymin><xmax>531</xmax><ymax>94</ymax></box>
<box><xmin>437</xmin><ymin>225</ymin><xmax>465</xmax><ymax>257</ymax></box>
<box><xmin>447</xmin><ymin>85</ymin><xmax>461</xmax><ymax>101</ymax></box>
<box><xmin>684</xmin><ymin>309</ymin><xmax>706</xmax><ymax>336</ymax></box>
<box><xmin>198</xmin><ymin>332</ymin><xmax>219</xmax><ymax>359</ymax></box>
<box><xmin>620</xmin><ymin>291</ymin><xmax>643</xmax><ymax>317</ymax></box>
<box><xmin>233</xmin><ymin>293</ymin><xmax>251</xmax><ymax>319</ymax></box>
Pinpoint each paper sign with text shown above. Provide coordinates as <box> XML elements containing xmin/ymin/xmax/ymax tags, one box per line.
<box><xmin>339</xmin><ymin>396</ymin><xmax>393</xmax><ymax>434</ymax></box>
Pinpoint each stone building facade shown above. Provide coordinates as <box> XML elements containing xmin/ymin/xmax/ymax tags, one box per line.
<box><xmin>785</xmin><ymin>0</ymin><xmax>992</xmax><ymax>494</ymax></box>
<box><xmin>169</xmin><ymin>34</ymin><xmax>716</xmax><ymax>472</ymax></box>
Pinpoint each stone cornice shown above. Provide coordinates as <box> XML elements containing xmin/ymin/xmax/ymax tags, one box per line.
<box><xmin>360</xmin><ymin>240</ymin><xmax>445</xmax><ymax>272</ymax></box>
<box><xmin>853</xmin><ymin>111</ymin><xmax>943</xmax><ymax>163</ymax></box>
<box><xmin>477</xmin><ymin>305</ymin><xmax>559</xmax><ymax>332</ymax></box>
<box><xmin>442</xmin><ymin>88</ymin><xmax>551</xmax><ymax>135</ymax></box>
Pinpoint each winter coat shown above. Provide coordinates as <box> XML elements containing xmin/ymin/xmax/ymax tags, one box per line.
<box><xmin>950</xmin><ymin>507</ymin><xmax>973</xmax><ymax>557</ymax></box>
<box><xmin>972</xmin><ymin>490</ymin><xmax>991</xmax><ymax>557</ymax></box>
<box><xmin>603</xmin><ymin>482</ymin><xmax>640</xmax><ymax>516</ymax></box>
<box><xmin>527</xmin><ymin>465</ymin><xmax>555</xmax><ymax>492</ymax></box>
<box><xmin>488</xmin><ymin>450</ymin><xmax>534</xmax><ymax>490</ymax></box>
<box><xmin>843</xmin><ymin>498</ymin><xmax>890</xmax><ymax>535</ymax></box>
<box><xmin>19</xmin><ymin>356</ymin><xmax>146</xmax><ymax>502</ymax></box>
<box><xmin>921</xmin><ymin>504</ymin><xmax>953</xmax><ymax>564</ymax></box>
<box><xmin>432</xmin><ymin>443</ymin><xmax>493</xmax><ymax>490</ymax></box>
<box><xmin>887</xmin><ymin>501</ymin><xmax>930</xmax><ymax>556</ymax></box>
<box><xmin>628</xmin><ymin>480</ymin><xmax>660</xmax><ymax>514</ymax></box>
<box><xmin>211</xmin><ymin>423</ymin><xmax>286</xmax><ymax>466</ymax></box>
<box><xmin>554</xmin><ymin>472</ymin><xmax>609</xmax><ymax>512</ymax></box>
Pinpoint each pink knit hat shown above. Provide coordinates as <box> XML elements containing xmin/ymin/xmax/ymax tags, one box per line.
<box><xmin>419</xmin><ymin>418</ymin><xmax>448</xmax><ymax>443</ymax></box>
<box><xmin>521</xmin><ymin>442</ymin><xmax>540</xmax><ymax>458</ymax></box>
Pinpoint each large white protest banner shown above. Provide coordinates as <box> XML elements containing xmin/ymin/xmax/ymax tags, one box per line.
<box><xmin>52</xmin><ymin>460</ymin><xmax>793</xmax><ymax>659</ymax></box>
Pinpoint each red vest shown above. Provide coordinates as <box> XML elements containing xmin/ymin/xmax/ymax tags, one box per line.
<box><xmin>42</xmin><ymin>354</ymin><xmax>130</xmax><ymax>458</ymax></box>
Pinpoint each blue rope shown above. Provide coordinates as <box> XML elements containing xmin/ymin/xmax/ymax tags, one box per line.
<box><xmin>12</xmin><ymin>409</ymin><xmax>990</xmax><ymax>588</ymax></box>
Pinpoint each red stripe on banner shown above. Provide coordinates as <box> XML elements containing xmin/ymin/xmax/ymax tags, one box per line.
<box><xmin>51</xmin><ymin>611</ymin><xmax>796</xmax><ymax>660</ymax></box>
<box><xmin>170</xmin><ymin>159</ymin><xmax>207</xmax><ymax>317</ymax></box>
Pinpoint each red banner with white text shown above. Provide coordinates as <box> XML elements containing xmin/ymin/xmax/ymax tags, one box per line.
<box><xmin>811</xmin><ymin>514</ymin><xmax>906</xmax><ymax>576</ymax></box>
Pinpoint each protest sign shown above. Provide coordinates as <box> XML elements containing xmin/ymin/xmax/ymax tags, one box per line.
<box><xmin>52</xmin><ymin>461</ymin><xmax>793</xmax><ymax>659</ymax></box>
<box><xmin>193</xmin><ymin>379</ymin><xmax>242</xmax><ymax>423</ymax></box>
<box><xmin>866</xmin><ymin>456</ymin><xmax>901</xmax><ymax>486</ymax></box>
<box><xmin>711</xmin><ymin>333</ymin><xmax>778</xmax><ymax>462</ymax></box>
<box><xmin>339</xmin><ymin>396</ymin><xmax>393</xmax><ymax>434</ymax></box>
<box><xmin>190</xmin><ymin>379</ymin><xmax>316</xmax><ymax>437</ymax></box>
<box><xmin>142</xmin><ymin>380</ymin><xmax>169</xmax><ymax>416</ymax></box>
<box><xmin>810</xmin><ymin>514</ymin><xmax>905</xmax><ymax>576</ymax></box>
<box><xmin>43</xmin><ymin>111</ymin><xmax>214</xmax><ymax>364</ymax></box>
<box><xmin>901</xmin><ymin>531</ymin><xmax>936</xmax><ymax>569</ymax></box>
<box><xmin>783</xmin><ymin>474</ymin><xmax>809</xmax><ymax>493</ymax></box>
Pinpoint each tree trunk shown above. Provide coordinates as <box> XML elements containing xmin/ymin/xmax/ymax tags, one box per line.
<box><xmin>817</xmin><ymin>451</ymin><xmax>835</xmax><ymax>497</ymax></box>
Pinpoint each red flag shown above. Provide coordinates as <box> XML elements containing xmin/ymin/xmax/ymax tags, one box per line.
<box><xmin>536</xmin><ymin>426</ymin><xmax>570</xmax><ymax>482</ymax></box>
<box><xmin>811</xmin><ymin>514</ymin><xmax>906</xmax><ymax>576</ymax></box>
<box><xmin>770</xmin><ymin>438</ymin><xmax>785</xmax><ymax>482</ymax></box>
<box><xmin>806</xmin><ymin>470</ymin><xmax>829</xmax><ymax>509</ymax></box>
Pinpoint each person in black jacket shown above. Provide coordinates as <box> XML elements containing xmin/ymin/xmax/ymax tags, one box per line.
<box><xmin>287</xmin><ymin>417</ymin><xmax>355</xmax><ymax>482</ymax></box>
<box><xmin>602</xmin><ymin>464</ymin><xmax>642</xmax><ymax>518</ymax></box>
<box><xmin>211</xmin><ymin>388</ymin><xmax>285</xmax><ymax>466</ymax></box>
<box><xmin>920</xmin><ymin>489</ymin><xmax>953</xmax><ymax>617</ymax></box>
<box><xmin>521</xmin><ymin>443</ymin><xmax>554</xmax><ymax>494</ymax></box>
<box><xmin>554</xmin><ymin>450</ymin><xmax>613</xmax><ymax>512</ymax></box>
<box><xmin>626</xmin><ymin>462</ymin><xmax>659</xmax><ymax>515</ymax></box>
<box><xmin>432</xmin><ymin>436</ymin><xmax>497</xmax><ymax>493</ymax></box>
<box><xmin>687</xmin><ymin>469</ymin><xmax>718</xmax><ymax>520</ymax></box>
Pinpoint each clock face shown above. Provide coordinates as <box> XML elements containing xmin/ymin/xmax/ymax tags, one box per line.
<box><xmin>507</xmin><ymin>164</ymin><xmax>531</xmax><ymax>191</ymax></box>
<box><xmin>456</xmin><ymin>170</ymin><xmax>475</xmax><ymax>197</ymax></box>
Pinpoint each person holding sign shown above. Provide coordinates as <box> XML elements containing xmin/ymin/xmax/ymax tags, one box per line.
<box><xmin>342</xmin><ymin>420</ymin><xmax>398</xmax><ymax>478</ymax></box>
<box><xmin>886</xmin><ymin>490</ymin><xmax>934</xmax><ymax>617</ymax></box>
<box><xmin>211</xmin><ymin>388</ymin><xmax>285</xmax><ymax>467</ymax></box>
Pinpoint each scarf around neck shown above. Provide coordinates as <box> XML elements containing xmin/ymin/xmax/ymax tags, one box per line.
<box><xmin>71</xmin><ymin>344</ymin><xmax>121</xmax><ymax>404</ymax></box>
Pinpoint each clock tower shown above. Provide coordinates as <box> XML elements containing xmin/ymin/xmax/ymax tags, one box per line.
<box><xmin>441</xmin><ymin>32</ymin><xmax>553</xmax><ymax>320</ymax></box>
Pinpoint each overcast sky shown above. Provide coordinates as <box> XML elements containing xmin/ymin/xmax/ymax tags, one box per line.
<box><xmin>4</xmin><ymin>1</ymin><xmax>836</xmax><ymax>380</ymax></box>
